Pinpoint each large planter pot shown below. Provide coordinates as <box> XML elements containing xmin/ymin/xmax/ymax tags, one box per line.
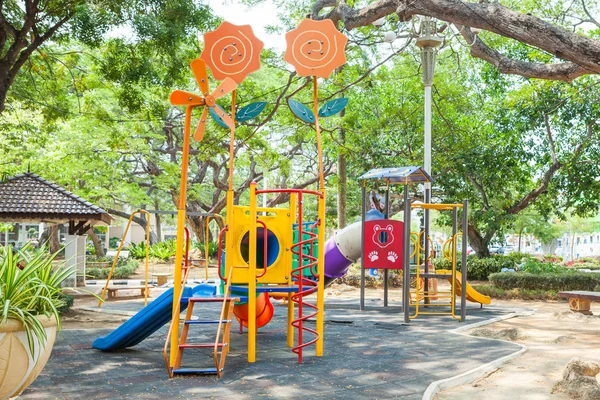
<box><xmin>0</xmin><ymin>315</ymin><xmax>57</xmax><ymax>399</ymax></box>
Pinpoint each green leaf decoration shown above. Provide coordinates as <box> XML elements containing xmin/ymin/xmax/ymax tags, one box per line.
<box><xmin>208</xmin><ymin>105</ymin><xmax>229</xmax><ymax>129</ymax></box>
<box><xmin>318</xmin><ymin>98</ymin><xmax>348</xmax><ymax>117</ymax></box>
<box><xmin>236</xmin><ymin>101</ymin><xmax>267</xmax><ymax>122</ymax></box>
<box><xmin>288</xmin><ymin>99</ymin><xmax>315</xmax><ymax>124</ymax></box>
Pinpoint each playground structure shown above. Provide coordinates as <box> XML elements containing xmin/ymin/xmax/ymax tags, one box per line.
<box><xmin>160</xmin><ymin>19</ymin><xmax>348</xmax><ymax>376</ymax></box>
<box><xmin>91</xmin><ymin>19</ymin><xmax>489</xmax><ymax>380</ymax></box>
<box><xmin>356</xmin><ymin>167</ymin><xmax>490</xmax><ymax>323</ymax></box>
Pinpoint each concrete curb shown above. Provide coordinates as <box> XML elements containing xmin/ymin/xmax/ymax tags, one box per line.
<box><xmin>422</xmin><ymin>309</ymin><xmax>532</xmax><ymax>400</ymax></box>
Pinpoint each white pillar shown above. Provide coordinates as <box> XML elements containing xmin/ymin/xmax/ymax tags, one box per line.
<box><xmin>64</xmin><ymin>235</ymin><xmax>77</xmax><ymax>288</ymax></box>
<box><xmin>64</xmin><ymin>234</ymin><xmax>87</xmax><ymax>287</ymax></box>
<box><xmin>76</xmin><ymin>235</ymin><xmax>87</xmax><ymax>287</ymax></box>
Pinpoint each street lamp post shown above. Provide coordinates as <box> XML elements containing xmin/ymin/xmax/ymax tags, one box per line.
<box><xmin>415</xmin><ymin>17</ymin><xmax>443</xmax><ymax>300</ymax></box>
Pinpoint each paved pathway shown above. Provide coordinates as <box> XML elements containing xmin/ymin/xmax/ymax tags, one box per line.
<box><xmin>21</xmin><ymin>298</ymin><xmax>523</xmax><ymax>399</ymax></box>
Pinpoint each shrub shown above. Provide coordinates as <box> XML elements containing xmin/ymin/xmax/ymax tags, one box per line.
<box><xmin>472</xmin><ymin>284</ymin><xmax>559</xmax><ymax>300</ymax></box>
<box><xmin>109</xmin><ymin>236</ymin><xmax>120</xmax><ymax>249</ymax></box>
<box><xmin>578</xmin><ymin>257</ymin><xmax>600</xmax><ymax>265</ymax></box>
<box><xmin>519</xmin><ymin>260</ymin><xmax>570</xmax><ymax>274</ymax></box>
<box><xmin>543</xmin><ymin>254</ymin><xmax>563</xmax><ymax>263</ymax></box>
<box><xmin>87</xmin><ymin>260</ymin><xmax>138</xmax><ymax>280</ymax></box>
<box><xmin>194</xmin><ymin>241</ymin><xmax>219</xmax><ymax>258</ymax></box>
<box><xmin>57</xmin><ymin>293</ymin><xmax>74</xmax><ymax>314</ymax></box>
<box><xmin>129</xmin><ymin>242</ymin><xmax>147</xmax><ymax>259</ymax></box>
<box><xmin>149</xmin><ymin>239</ymin><xmax>178</xmax><ymax>261</ymax></box>
<box><xmin>507</xmin><ymin>252</ymin><xmax>534</xmax><ymax>263</ymax></box>
<box><xmin>489</xmin><ymin>272</ymin><xmax>600</xmax><ymax>291</ymax></box>
<box><xmin>431</xmin><ymin>255</ymin><xmax>515</xmax><ymax>280</ymax></box>
<box><xmin>432</xmin><ymin>257</ymin><xmax>453</xmax><ymax>270</ymax></box>
<box><xmin>572</xmin><ymin>262</ymin><xmax>600</xmax><ymax>271</ymax></box>
<box><xmin>469</xmin><ymin>256</ymin><xmax>515</xmax><ymax>280</ymax></box>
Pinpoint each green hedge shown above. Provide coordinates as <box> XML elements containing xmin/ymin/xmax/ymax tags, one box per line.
<box><xmin>472</xmin><ymin>284</ymin><xmax>560</xmax><ymax>300</ymax></box>
<box><xmin>431</xmin><ymin>255</ymin><xmax>516</xmax><ymax>280</ymax></box>
<box><xmin>573</xmin><ymin>262</ymin><xmax>600</xmax><ymax>270</ymax></box>
<box><xmin>87</xmin><ymin>261</ymin><xmax>138</xmax><ymax>279</ymax></box>
<box><xmin>489</xmin><ymin>272</ymin><xmax>600</xmax><ymax>291</ymax></box>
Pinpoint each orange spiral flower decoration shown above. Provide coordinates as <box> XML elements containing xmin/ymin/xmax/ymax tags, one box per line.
<box><xmin>201</xmin><ymin>21</ymin><xmax>264</xmax><ymax>84</ymax></box>
<box><xmin>284</xmin><ymin>19</ymin><xmax>348</xmax><ymax>78</ymax></box>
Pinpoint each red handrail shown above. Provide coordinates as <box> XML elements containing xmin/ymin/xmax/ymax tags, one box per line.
<box><xmin>255</xmin><ymin>219</ymin><xmax>268</xmax><ymax>278</ymax></box>
<box><xmin>290</xmin><ymin>191</ymin><xmax>320</xmax><ymax>363</ymax></box>
<box><xmin>217</xmin><ymin>226</ymin><xmax>228</xmax><ymax>282</ymax></box>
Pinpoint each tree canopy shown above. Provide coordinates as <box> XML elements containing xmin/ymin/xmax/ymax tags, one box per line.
<box><xmin>1</xmin><ymin>0</ymin><xmax>599</xmax><ymax>255</ymax></box>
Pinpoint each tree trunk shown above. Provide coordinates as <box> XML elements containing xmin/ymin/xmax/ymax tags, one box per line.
<box><xmin>154</xmin><ymin>199</ymin><xmax>162</xmax><ymax>242</ymax></box>
<box><xmin>187</xmin><ymin>216</ymin><xmax>223</xmax><ymax>244</ymax></box>
<box><xmin>87</xmin><ymin>229</ymin><xmax>105</xmax><ymax>257</ymax></box>
<box><xmin>40</xmin><ymin>225</ymin><xmax>61</xmax><ymax>253</ymax></box>
<box><xmin>518</xmin><ymin>228</ymin><xmax>523</xmax><ymax>253</ymax></box>
<box><xmin>337</xmin><ymin>109</ymin><xmax>347</xmax><ymax>229</ymax></box>
<box><xmin>467</xmin><ymin>224</ymin><xmax>490</xmax><ymax>257</ymax></box>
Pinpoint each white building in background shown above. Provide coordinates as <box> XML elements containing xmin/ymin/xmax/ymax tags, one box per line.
<box><xmin>555</xmin><ymin>232</ymin><xmax>600</xmax><ymax>261</ymax></box>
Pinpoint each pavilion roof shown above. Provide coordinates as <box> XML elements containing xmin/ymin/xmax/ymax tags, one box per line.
<box><xmin>0</xmin><ymin>172</ymin><xmax>111</xmax><ymax>225</ymax></box>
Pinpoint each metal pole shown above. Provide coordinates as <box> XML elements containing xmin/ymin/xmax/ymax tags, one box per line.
<box><xmin>416</xmin><ymin>18</ymin><xmax>442</xmax><ymax>309</ymax></box>
<box><xmin>452</xmin><ymin>207</ymin><xmax>458</xmax><ymax>317</ymax></box>
<box><xmin>424</xmin><ymin>188</ymin><xmax>430</xmax><ymax>305</ymax></box>
<box><xmin>360</xmin><ymin>183</ymin><xmax>367</xmax><ymax>311</ymax></box>
<box><xmin>403</xmin><ymin>185</ymin><xmax>411</xmax><ymax>323</ymax></box>
<box><xmin>461</xmin><ymin>200</ymin><xmax>468</xmax><ymax>322</ymax></box>
<box><xmin>383</xmin><ymin>186</ymin><xmax>390</xmax><ymax>307</ymax></box>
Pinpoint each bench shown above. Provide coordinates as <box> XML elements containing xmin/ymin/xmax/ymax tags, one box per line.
<box><xmin>558</xmin><ymin>291</ymin><xmax>600</xmax><ymax>315</ymax></box>
<box><xmin>106</xmin><ymin>285</ymin><xmax>149</xmax><ymax>299</ymax></box>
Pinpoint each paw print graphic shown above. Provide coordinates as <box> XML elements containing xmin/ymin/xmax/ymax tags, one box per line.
<box><xmin>368</xmin><ymin>251</ymin><xmax>379</xmax><ymax>262</ymax></box>
<box><xmin>387</xmin><ymin>251</ymin><xmax>398</xmax><ymax>263</ymax></box>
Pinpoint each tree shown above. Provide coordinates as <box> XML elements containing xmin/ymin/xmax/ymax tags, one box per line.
<box><xmin>0</xmin><ymin>1</ymin><xmax>215</xmax><ymax>114</ymax></box>
<box><xmin>311</xmin><ymin>0</ymin><xmax>600</xmax><ymax>81</ymax></box>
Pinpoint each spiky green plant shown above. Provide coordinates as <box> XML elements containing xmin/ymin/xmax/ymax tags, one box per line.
<box><xmin>0</xmin><ymin>243</ymin><xmax>73</xmax><ymax>353</ymax></box>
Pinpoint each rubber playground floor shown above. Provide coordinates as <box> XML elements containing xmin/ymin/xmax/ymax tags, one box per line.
<box><xmin>21</xmin><ymin>297</ymin><xmax>524</xmax><ymax>399</ymax></box>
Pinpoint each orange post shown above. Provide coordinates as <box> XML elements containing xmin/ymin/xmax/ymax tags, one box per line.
<box><xmin>169</xmin><ymin>105</ymin><xmax>193</xmax><ymax>368</ymax></box>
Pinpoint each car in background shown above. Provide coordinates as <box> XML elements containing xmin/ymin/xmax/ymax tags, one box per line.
<box><xmin>489</xmin><ymin>246</ymin><xmax>505</xmax><ymax>254</ymax></box>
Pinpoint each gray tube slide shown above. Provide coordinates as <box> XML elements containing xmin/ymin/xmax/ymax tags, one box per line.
<box><xmin>324</xmin><ymin>209</ymin><xmax>385</xmax><ymax>283</ymax></box>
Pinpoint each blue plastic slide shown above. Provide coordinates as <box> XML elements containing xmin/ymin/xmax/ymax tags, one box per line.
<box><xmin>92</xmin><ymin>284</ymin><xmax>216</xmax><ymax>351</ymax></box>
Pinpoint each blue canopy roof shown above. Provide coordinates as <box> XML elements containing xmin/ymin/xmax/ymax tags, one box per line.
<box><xmin>357</xmin><ymin>166</ymin><xmax>433</xmax><ymax>184</ymax></box>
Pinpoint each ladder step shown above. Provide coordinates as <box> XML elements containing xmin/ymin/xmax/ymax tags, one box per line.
<box><xmin>172</xmin><ymin>368</ymin><xmax>220</xmax><ymax>375</ymax></box>
<box><xmin>179</xmin><ymin>343</ymin><xmax>227</xmax><ymax>349</ymax></box>
<box><xmin>184</xmin><ymin>320</ymin><xmax>231</xmax><ymax>325</ymax></box>
<box><xmin>188</xmin><ymin>297</ymin><xmax>237</xmax><ymax>303</ymax></box>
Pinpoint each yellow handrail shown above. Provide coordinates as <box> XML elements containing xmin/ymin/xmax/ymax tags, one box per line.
<box><xmin>99</xmin><ymin>209</ymin><xmax>151</xmax><ymax>307</ymax></box>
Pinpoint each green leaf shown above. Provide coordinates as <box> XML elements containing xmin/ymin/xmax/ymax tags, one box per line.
<box><xmin>288</xmin><ymin>99</ymin><xmax>315</xmax><ymax>124</ymax></box>
<box><xmin>318</xmin><ymin>98</ymin><xmax>348</xmax><ymax>117</ymax></box>
<box><xmin>208</xmin><ymin>105</ymin><xmax>229</xmax><ymax>129</ymax></box>
<box><xmin>236</xmin><ymin>102</ymin><xmax>267</xmax><ymax>122</ymax></box>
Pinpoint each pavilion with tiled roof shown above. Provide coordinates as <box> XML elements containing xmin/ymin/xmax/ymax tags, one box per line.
<box><xmin>0</xmin><ymin>172</ymin><xmax>111</xmax><ymax>286</ymax></box>
<box><xmin>0</xmin><ymin>172</ymin><xmax>111</xmax><ymax>232</ymax></box>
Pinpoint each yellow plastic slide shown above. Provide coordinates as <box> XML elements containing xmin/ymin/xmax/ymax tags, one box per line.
<box><xmin>436</xmin><ymin>269</ymin><xmax>491</xmax><ymax>305</ymax></box>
